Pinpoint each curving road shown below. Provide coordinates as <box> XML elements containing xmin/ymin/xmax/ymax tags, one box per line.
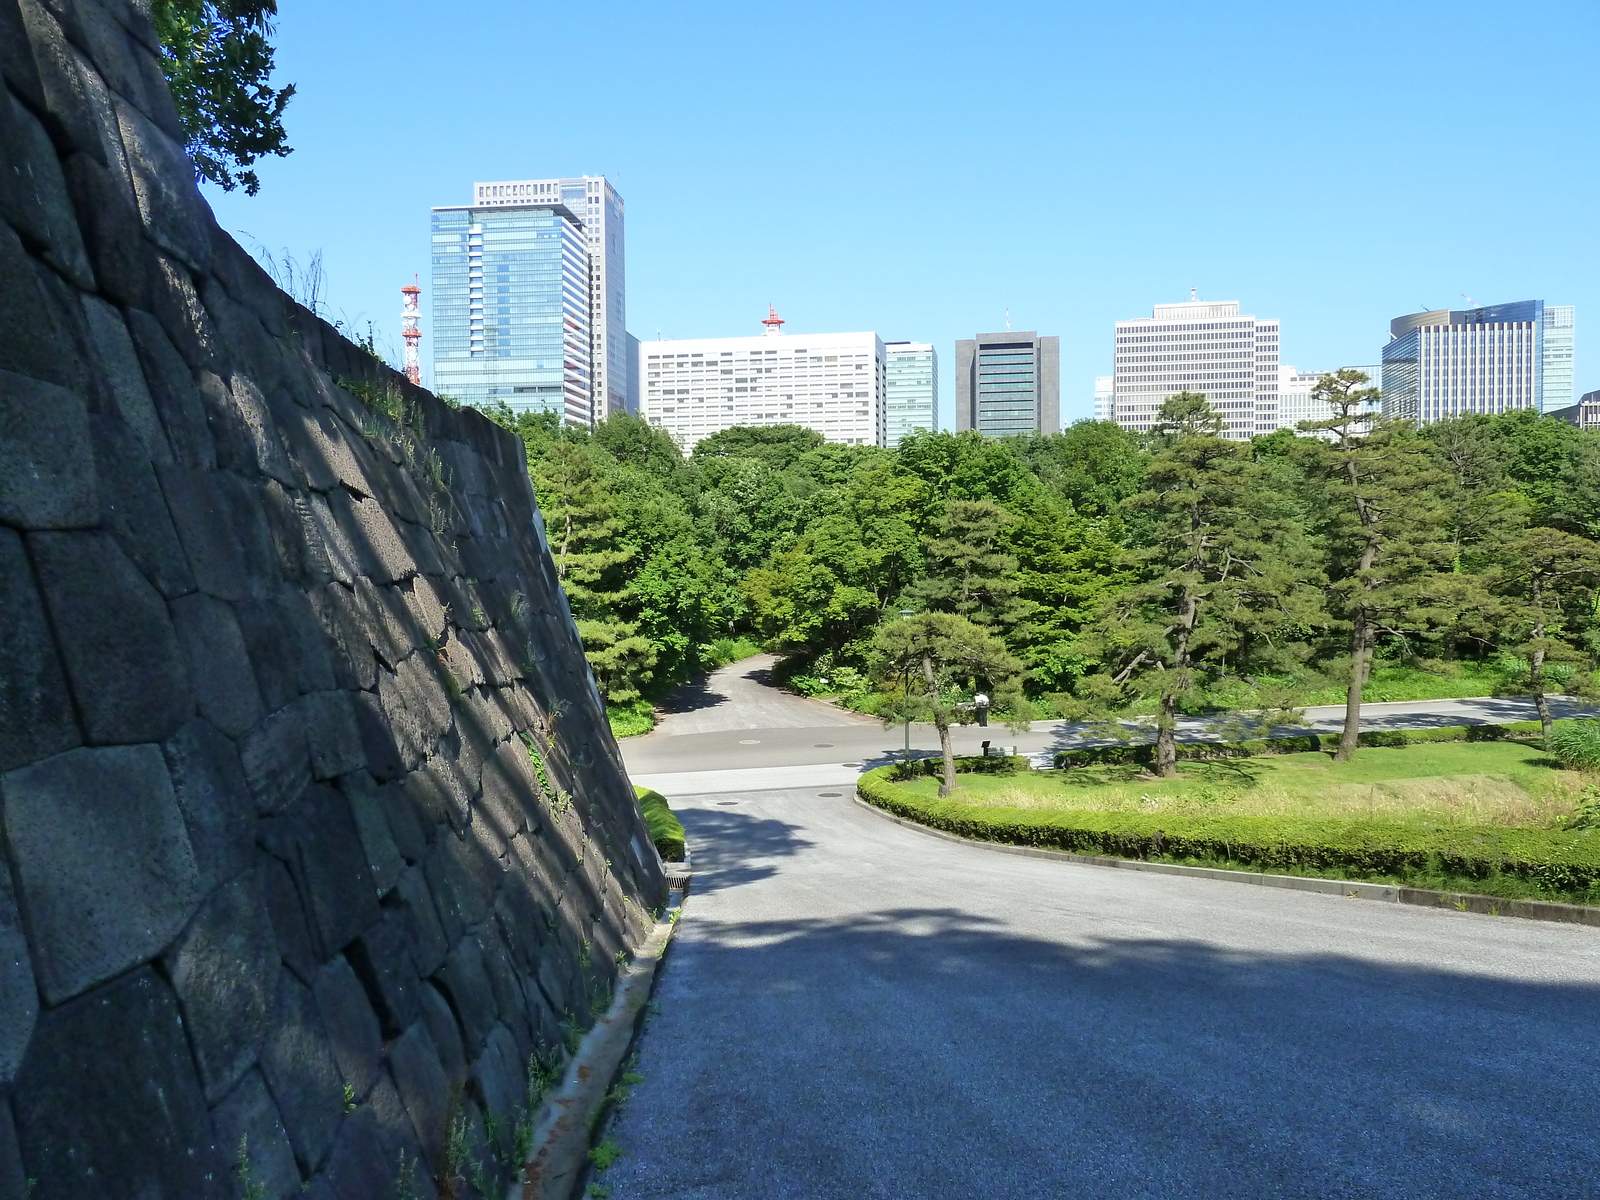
<box><xmin>603</xmin><ymin>663</ymin><xmax>1600</xmax><ymax>1199</ymax></box>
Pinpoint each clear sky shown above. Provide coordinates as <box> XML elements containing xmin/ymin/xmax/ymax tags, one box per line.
<box><xmin>205</xmin><ymin>0</ymin><xmax>1600</xmax><ymax>428</ymax></box>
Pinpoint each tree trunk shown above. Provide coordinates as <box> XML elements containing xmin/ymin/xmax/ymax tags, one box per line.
<box><xmin>1531</xmin><ymin>574</ymin><xmax>1552</xmax><ymax>743</ymax></box>
<box><xmin>1156</xmin><ymin>690</ymin><xmax>1178</xmax><ymax>778</ymax></box>
<box><xmin>1157</xmin><ymin>585</ymin><xmax>1199</xmax><ymax>779</ymax></box>
<box><xmin>922</xmin><ymin>650</ymin><xmax>957</xmax><ymax>796</ymax></box>
<box><xmin>1335</xmin><ymin>612</ymin><xmax>1372</xmax><ymax>762</ymax></box>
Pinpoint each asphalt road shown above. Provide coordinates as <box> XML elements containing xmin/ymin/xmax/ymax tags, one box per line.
<box><xmin>601</xmin><ymin>662</ymin><xmax>1600</xmax><ymax>1199</ymax></box>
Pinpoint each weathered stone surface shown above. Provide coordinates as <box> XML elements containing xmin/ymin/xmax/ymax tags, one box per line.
<box><xmin>346</xmin><ymin>911</ymin><xmax>422</xmax><ymax>1038</ymax></box>
<box><xmin>127</xmin><ymin>306</ymin><xmax>215</xmax><ymax>468</ymax></box>
<box><xmin>169</xmin><ymin>593</ymin><xmax>263</xmax><ymax>737</ymax></box>
<box><xmin>312</xmin><ymin>955</ymin><xmax>382</xmax><ymax>1100</ymax></box>
<box><xmin>402</xmin><ymin>753</ymin><xmax>473</xmax><ymax>834</ymax></box>
<box><xmin>1</xmin><ymin>744</ymin><xmax>199</xmax><ymax>1002</ymax></box>
<box><xmin>380</xmin><ymin>654</ymin><xmax>453</xmax><ymax>771</ymax></box>
<box><xmin>114</xmin><ymin>95</ymin><xmax>211</xmax><ymax>271</ymax></box>
<box><xmin>11</xmin><ymin>967</ymin><xmax>223</xmax><ymax>1200</ymax></box>
<box><xmin>163</xmin><ymin>716</ymin><xmax>254</xmax><ymax>893</ymax></box>
<box><xmin>90</xmin><ymin>411</ymin><xmax>193</xmax><ymax>597</ymax></box>
<box><xmin>0</xmin><ymin>366</ymin><xmax>95</xmax><ymax>530</ymax></box>
<box><xmin>423</xmin><ymin>818</ymin><xmax>501</xmax><ymax>946</ymax></box>
<box><xmin>332</xmin><ymin>489</ymin><xmax>418</xmax><ymax>584</ymax></box>
<box><xmin>260</xmin><ymin>852</ymin><xmax>317</xmax><ymax>984</ymax></box>
<box><xmin>258</xmin><ymin>782</ymin><xmax>379</xmax><ymax>963</ymax></box>
<box><xmin>0</xmin><ymin>83</ymin><xmax>91</xmax><ymax>288</ymax></box>
<box><xmin>307</xmin><ymin>582</ymin><xmax>378</xmax><ymax>692</ymax></box>
<box><xmin>433</xmin><ymin>935</ymin><xmax>497</xmax><ymax>1058</ymax></box>
<box><xmin>28</xmin><ymin>530</ymin><xmax>190</xmax><ymax>744</ymax></box>
<box><xmin>352</xmin><ymin>689</ymin><xmax>406</xmax><ymax>783</ymax></box>
<box><xmin>239</xmin><ymin>703</ymin><xmax>311</xmax><ymax>816</ymax></box>
<box><xmin>340</xmin><ymin>771</ymin><xmax>403</xmax><ymax>897</ymax></box>
<box><xmin>259</xmin><ymin>968</ymin><xmax>344</xmax><ymax>1175</ymax></box>
<box><xmin>0</xmin><ymin>528</ymin><xmax>78</xmax><ymax>773</ymax></box>
<box><xmin>386</xmin><ymin>1020</ymin><xmax>451</xmax><ymax>1174</ymax></box>
<box><xmin>210</xmin><ymin>1070</ymin><xmax>300</xmax><ymax>1200</ymax></box>
<box><xmin>213</xmin><ymin>469</ymin><xmax>281</xmax><ymax>596</ymax></box>
<box><xmin>472</xmin><ymin>1023</ymin><xmax>524</xmax><ymax>1156</ymax></box>
<box><xmin>158</xmin><ymin>463</ymin><xmax>252</xmax><ymax>597</ymax></box>
<box><xmin>319</xmin><ymin>1104</ymin><xmax>393</xmax><ymax>1200</ymax></box>
<box><xmin>395</xmin><ymin>866</ymin><xmax>449</xmax><ymax>977</ymax></box>
<box><xmin>0</xmin><ymin>859</ymin><xmax>37</xmax><ymax>1087</ymax></box>
<box><xmin>164</xmin><ymin>867</ymin><xmax>278</xmax><ymax>1101</ymax></box>
<box><xmin>480</xmin><ymin>737</ymin><xmax>538</xmax><ymax>842</ymax></box>
<box><xmin>302</xmin><ymin>690</ymin><xmax>365</xmax><ymax>780</ymax></box>
<box><xmin>366</xmin><ymin>1072</ymin><xmax>438</xmax><ymax>1200</ymax></box>
<box><xmin>81</xmin><ymin>294</ymin><xmax>168</xmax><ymax>458</ymax></box>
<box><xmin>224</xmin><ymin>374</ymin><xmax>298</xmax><ymax>486</ymax></box>
<box><xmin>418</xmin><ymin>980</ymin><xmax>466</xmax><ymax>1083</ymax></box>
<box><xmin>60</xmin><ymin>150</ymin><xmax>147</xmax><ymax>308</ymax></box>
<box><xmin>0</xmin><ymin>1097</ymin><xmax>25</xmax><ymax>1200</ymax></box>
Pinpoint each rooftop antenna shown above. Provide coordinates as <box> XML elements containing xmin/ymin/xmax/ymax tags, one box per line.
<box><xmin>1461</xmin><ymin>292</ymin><xmax>1480</xmax><ymax>309</ymax></box>
<box><xmin>1005</xmin><ymin>308</ymin><xmax>1010</xmax><ymax>332</ymax></box>
<box><xmin>400</xmin><ymin>276</ymin><xmax>421</xmax><ymax>385</ymax></box>
<box><xmin>761</xmin><ymin>304</ymin><xmax>786</xmax><ymax>336</ymax></box>
<box><xmin>1191</xmin><ymin>287</ymin><xmax>1197</xmax><ymax>302</ymax></box>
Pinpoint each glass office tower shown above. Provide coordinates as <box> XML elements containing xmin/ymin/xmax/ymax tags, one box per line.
<box><xmin>430</xmin><ymin>201</ymin><xmax>590</xmax><ymax>422</ymax></box>
<box><xmin>954</xmin><ymin>331</ymin><xmax>1060</xmax><ymax>436</ymax></box>
<box><xmin>884</xmin><ymin>342</ymin><xmax>938</xmax><ymax>444</ymax></box>
<box><xmin>1381</xmin><ymin>300</ymin><xmax>1573</xmax><ymax>422</ymax></box>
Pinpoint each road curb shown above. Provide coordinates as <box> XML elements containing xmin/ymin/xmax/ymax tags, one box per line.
<box><xmin>514</xmin><ymin>904</ymin><xmax>681</xmax><ymax>1200</ymax></box>
<box><xmin>851</xmin><ymin>793</ymin><xmax>1600</xmax><ymax>929</ymax></box>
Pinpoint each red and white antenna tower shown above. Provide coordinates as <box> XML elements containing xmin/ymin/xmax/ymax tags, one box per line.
<box><xmin>761</xmin><ymin>304</ymin><xmax>785</xmax><ymax>336</ymax></box>
<box><xmin>401</xmin><ymin>276</ymin><xmax>422</xmax><ymax>385</ymax></box>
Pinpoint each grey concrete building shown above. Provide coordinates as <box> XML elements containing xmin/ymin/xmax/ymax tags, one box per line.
<box><xmin>955</xmin><ymin>331</ymin><xmax>1060</xmax><ymax>436</ymax></box>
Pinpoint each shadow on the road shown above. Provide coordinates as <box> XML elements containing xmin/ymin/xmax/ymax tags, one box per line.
<box><xmin>678</xmin><ymin>804</ymin><xmax>815</xmax><ymax>892</ymax></box>
<box><xmin>640</xmin><ymin>906</ymin><xmax>1600</xmax><ymax>1198</ymax></box>
<box><xmin>655</xmin><ymin>673</ymin><xmax>732</xmax><ymax>716</ymax></box>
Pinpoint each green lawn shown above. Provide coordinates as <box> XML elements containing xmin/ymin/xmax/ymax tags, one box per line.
<box><xmin>898</xmin><ymin>741</ymin><xmax>1587</xmax><ymax>829</ymax></box>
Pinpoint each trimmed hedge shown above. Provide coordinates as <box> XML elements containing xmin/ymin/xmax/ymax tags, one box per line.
<box><xmin>857</xmin><ymin>765</ymin><xmax>1600</xmax><ymax>904</ymax></box>
<box><xmin>1053</xmin><ymin>722</ymin><xmax>1544</xmax><ymax>769</ymax></box>
<box><xmin>635</xmin><ymin>786</ymin><xmax>686</xmax><ymax>862</ymax></box>
<box><xmin>890</xmin><ymin>754</ymin><xmax>1029</xmax><ymax>781</ymax></box>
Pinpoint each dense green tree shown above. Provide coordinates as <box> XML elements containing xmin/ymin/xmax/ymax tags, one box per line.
<box><xmin>1082</xmin><ymin>395</ymin><xmax>1324</xmax><ymax>776</ymax></box>
<box><xmin>1493</xmin><ymin>527</ymin><xmax>1600</xmax><ymax>740</ymax></box>
<box><xmin>905</xmin><ymin>499</ymin><xmax>1024</xmax><ymax>629</ymax></box>
<box><xmin>872</xmin><ymin>612</ymin><xmax>1026</xmax><ymax>796</ymax></box>
<box><xmin>1302</xmin><ymin>371</ymin><xmax>1457</xmax><ymax>760</ymax></box>
<box><xmin>152</xmin><ymin>0</ymin><xmax>294</xmax><ymax>194</ymax></box>
<box><xmin>692</xmin><ymin>424</ymin><xmax>824</xmax><ymax>471</ymax></box>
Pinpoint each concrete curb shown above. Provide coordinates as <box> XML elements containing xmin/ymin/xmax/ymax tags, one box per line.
<box><xmin>852</xmin><ymin>793</ymin><xmax>1600</xmax><ymax>929</ymax></box>
<box><xmin>513</xmin><ymin>904</ymin><xmax>681</xmax><ymax>1200</ymax></box>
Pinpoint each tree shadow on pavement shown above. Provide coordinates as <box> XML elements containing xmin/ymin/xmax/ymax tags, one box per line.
<box><xmin>674</xmin><ymin>804</ymin><xmax>816</xmax><ymax>893</ymax></box>
<box><xmin>613</xmin><ymin>904</ymin><xmax>1600</xmax><ymax>1200</ymax></box>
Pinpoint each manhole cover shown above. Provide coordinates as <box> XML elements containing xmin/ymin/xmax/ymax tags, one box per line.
<box><xmin>818</xmin><ymin>792</ymin><xmax>843</xmax><ymax>798</ymax></box>
<box><xmin>814</xmin><ymin>743</ymin><xmax>834</xmax><ymax>747</ymax></box>
<box><xmin>716</xmin><ymin>800</ymin><xmax>739</xmax><ymax>806</ymax></box>
<box><xmin>738</xmin><ymin>739</ymin><xmax>761</xmax><ymax>745</ymax></box>
<box><xmin>842</xmin><ymin>762</ymin><xmax>862</xmax><ymax>767</ymax></box>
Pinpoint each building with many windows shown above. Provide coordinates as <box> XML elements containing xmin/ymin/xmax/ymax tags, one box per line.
<box><xmin>430</xmin><ymin>199</ymin><xmax>590</xmax><ymax>422</ymax></box>
<box><xmin>884</xmin><ymin>342</ymin><xmax>938</xmax><ymax>444</ymax></box>
<box><xmin>1111</xmin><ymin>299</ymin><xmax>1279</xmax><ymax>440</ymax></box>
<box><xmin>1547</xmin><ymin>388</ymin><xmax>1600</xmax><ymax>431</ymax></box>
<box><xmin>639</xmin><ymin>311</ymin><xmax>886</xmax><ymax>450</ymax></box>
<box><xmin>954</xmin><ymin>331</ymin><xmax>1060</xmax><ymax>436</ymax></box>
<box><xmin>456</xmin><ymin>176</ymin><xmax>629</xmax><ymax>420</ymax></box>
<box><xmin>1093</xmin><ymin>375</ymin><xmax>1114</xmax><ymax>422</ymax></box>
<box><xmin>1275</xmin><ymin>364</ymin><xmax>1382</xmax><ymax>432</ymax></box>
<box><xmin>1380</xmin><ymin>301</ymin><xmax>1574</xmax><ymax>423</ymax></box>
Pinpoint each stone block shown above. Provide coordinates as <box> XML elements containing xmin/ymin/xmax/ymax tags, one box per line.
<box><xmin>127</xmin><ymin>306</ymin><xmax>216</xmax><ymax>468</ymax></box>
<box><xmin>260</xmin><ymin>851</ymin><xmax>316</xmax><ymax>985</ymax></box>
<box><xmin>210</xmin><ymin>1070</ymin><xmax>300</xmax><ymax>1200</ymax></box>
<box><xmin>259</xmin><ymin>968</ymin><xmax>345</xmax><ymax>1176</ymax></box>
<box><xmin>402</xmin><ymin>754</ymin><xmax>472</xmax><ymax>836</ymax></box>
<box><xmin>258</xmin><ymin>478</ymin><xmax>310</xmax><ymax>583</ymax></box>
<box><xmin>213</xmin><ymin>470</ymin><xmax>282</xmax><ymax>597</ymax></box>
<box><xmin>312</xmin><ymin>955</ymin><xmax>382</xmax><ymax>1100</ymax></box>
<box><xmin>386</xmin><ymin>1021</ymin><xmax>450</xmax><ymax>1175</ymax></box>
<box><xmin>258</xmin><ymin>783</ymin><xmax>379</xmax><ymax>963</ymax></box>
<box><xmin>0</xmin><ymin>1097</ymin><xmax>25</xmax><ymax>1200</ymax></box>
<box><xmin>417</xmin><ymin>981</ymin><xmax>466</xmax><ymax>1084</ymax></box>
<box><xmin>0</xmin><ymin>528</ymin><xmax>78</xmax><ymax>773</ymax></box>
<box><xmin>80</xmin><ymin>296</ymin><xmax>169</xmax><ymax>460</ymax></box>
<box><xmin>14</xmin><ymin>1</ymin><xmax>113</xmax><ymax>166</ymax></box>
<box><xmin>90</xmin><ymin>411</ymin><xmax>194</xmax><ymax>597</ymax></box>
<box><xmin>475</xmin><ymin>922</ymin><xmax>531</xmax><ymax>1052</ymax></box>
<box><xmin>163</xmin><ymin>717</ymin><xmax>254</xmax><ymax>893</ymax></box>
<box><xmin>380</xmin><ymin>653</ymin><xmax>453</xmax><ymax>770</ymax></box>
<box><xmin>239</xmin><ymin>704</ymin><xmax>312</xmax><ymax>816</ymax></box>
<box><xmin>226</xmin><ymin>374</ymin><xmax>298</xmax><ymax>487</ymax></box>
<box><xmin>195</xmin><ymin>369</ymin><xmax>256</xmax><ymax>474</ymax></box>
<box><xmin>432</xmin><ymin>935</ymin><xmax>496</xmax><ymax>1058</ymax></box>
<box><xmin>307</xmin><ymin>583</ymin><xmax>378</xmax><ymax>692</ymax></box>
<box><xmin>28</xmin><ymin>529</ymin><xmax>190</xmax><ymax>744</ymax></box>
<box><xmin>60</xmin><ymin>151</ymin><xmax>147</xmax><ymax>309</ymax></box>
<box><xmin>0</xmin><ymin>0</ymin><xmax>44</xmax><ymax>110</ymax></box>
<box><xmin>0</xmin><ymin>83</ymin><xmax>92</xmax><ymax>288</ymax></box>
<box><xmin>318</xmin><ymin>1105</ymin><xmax>393</xmax><ymax>1200</ymax></box>
<box><xmin>472</xmin><ymin>1023</ymin><xmax>524</xmax><ymax>1156</ymax></box>
<box><xmin>480</xmin><ymin>738</ymin><xmax>538</xmax><ymax>843</ymax></box>
<box><xmin>394</xmin><ymin>866</ymin><xmax>448</xmax><ymax>977</ymax></box>
<box><xmin>155</xmin><ymin>464</ymin><xmax>248</xmax><ymax>604</ymax></box>
<box><xmin>11</xmin><ymin>967</ymin><xmax>224</xmax><ymax>1200</ymax></box>
<box><xmin>331</xmin><ymin>488</ymin><xmax>419</xmax><ymax>585</ymax></box>
<box><xmin>0</xmin><ymin>366</ymin><xmax>96</xmax><ymax>531</ymax></box>
<box><xmin>366</xmin><ymin>1072</ymin><xmax>438</xmax><ymax>1200</ymax></box>
<box><xmin>64</xmin><ymin>0</ymin><xmax>156</xmax><ymax>117</ymax></box>
<box><xmin>303</xmin><ymin>491</ymin><xmax>359</xmax><ymax>585</ymax></box>
<box><xmin>169</xmin><ymin>594</ymin><xmax>263</xmax><ymax>738</ymax></box>
<box><xmin>400</xmin><ymin>575</ymin><xmax>448</xmax><ymax>644</ymax></box>
<box><xmin>351</xmin><ymin>689</ymin><xmax>405</xmax><ymax>783</ymax></box>
<box><xmin>302</xmin><ymin>690</ymin><xmax>365</xmax><ymax>781</ymax></box>
<box><xmin>233</xmin><ymin>594</ymin><xmax>306</xmax><ymax>712</ymax></box>
<box><xmin>422</xmin><ymin>821</ymin><xmax>499</xmax><ymax>947</ymax></box>
<box><xmin>0</xmin><ymin>858</ymin><xmax>37</xmax><ymax>1087</ymax></box>
<box><xmin>346</xmin><ymin>912</ymin><xmax>421</xmax><ymax>1038</ymax></box>
<box><xmin>357</xmin><ymin>577</ymin><xmax>416</xmax><ymax>670</ymax></box>
<box><xmin>163</xmin><ymin>866</ymin><xmax>278</xmax><ymax>1101</ymax></box>
<box><xmin>113</xmin><ymin>94</ymin><xmax>212</xmax><ymax>272</ymax></box>
<box><xmin>339</xmin><ymin>771</ymin><xmax>403</xmax><ymax>898</ymax></box>
<box><xmin>1</xmin><ymin>743</ymin><xmax>199</xmax><ymax>1002</ymax></box>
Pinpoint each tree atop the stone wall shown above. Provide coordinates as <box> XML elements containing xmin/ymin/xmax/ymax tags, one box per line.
<box><xmin>152</xmin><ymin>0</ymin><xmax>295</xmax><ymax>195</ymax></box>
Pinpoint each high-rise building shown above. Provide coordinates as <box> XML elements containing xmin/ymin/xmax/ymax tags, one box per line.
<box><xmin>1547</xmin><ymin>389</ymin><xmax>1600</xmax><ymax>432</ymax></box>
<box><xmin>954</xmin><ymin>331</ymin><xmax>1060</xmax><ymax>436</ymax></box>
<box><xmin>1381</xmin><ymin>301</ymin><xmax>1574</xmax><ymax>423</ymax></box>
<box><xmin>1093</xmin><ymin>376</ymin><xmax>1113</xmax><ymax>422</ymax></box>
<box><xmin>464</xmin><ymin>176</ymin><xmax>628</xmax><ymax>420</ymax></box>
<box><xmin>640</xmin><ymin>311</ymin><xmax>886</xmax><ymax>451</ymax></box>
<box><xmin>624</xmin><ymin>331</ymin><xmax>641</xmax><ymax>415</ymax></box>
<box><xmin>1111</xmin><ymin>299</ymin><xmax>1279</xmax><ymax>440</ymax></box>
<box><xmin>1275</xmin><ymin>364</ymin><xmax>1382</xmax><ymax>434</ymax></box>
<box><xmin>884</xmin><ymin>342</ymin><xmax>938</xmax><ymax>444</ymax></box>
<box><xmin>430</xmin><ymin>198</ymin><xmax>590</xmax><ymax>422</ymax></box>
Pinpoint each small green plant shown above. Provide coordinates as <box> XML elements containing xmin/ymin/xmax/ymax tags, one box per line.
<box><xmin>560</xmin><ymin>1011</ymin><xmax>584</xmax><ymax>1054</ymax></box>
<box><xmin>396</xmin><ymin>1148</ymin><xmax>423</xmax><ymax>1200</ymax></box>
<box><xmin>235</xmin><ymin>1135</ymin><xmax>268</xmax><ymax>1200</ymax></box>
<box><xmin>579</xmin><ymin>938</ymin><xmax>592</xmax><ymax>969</ymax></box>
<box><xmin>588</xmin><ymin>1139</ymin><xmax>622</xmax><ymax>1170</ymax></box>
<box><xmin>342</xmin><ymin>1082</ymin><xmax>357</xmax><ymax>1113</ymax></box>
<box><xmin>1557</xmin><ymin>785</ymin><xmax>1600</xmax><ymax>831</ymax></box>
<box><xmin>444</xmin><ymin>1106</ymin><xmax>471</xmax><ymax>1189</ymax></box>
<box><xmin>1548</xmin><ymin>719</ymin><xmax>1600</xmax><ymax>770</ymax></box>
<box><xmin>585</xmin><ymin>1186</ymin><xmax>610</xmax><ymax>1199</ymax></box>
<box><xmin>613</xmin><ymin>948</ymin><xmax>630</xmax><ymax>970</ymax></box>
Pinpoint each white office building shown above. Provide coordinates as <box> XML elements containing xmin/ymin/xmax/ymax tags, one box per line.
<box><xmin>1093</xmin><ymin>375</ymin><xmax>1113</xmax><ymax>422</ymax></box>
<box><xmin>1276</xmin><ymin>365</ymin><xmax>1382</xmax><ymax>434</ymax></box>
<box><xmin>884</xmin><ymin>342</ymin><xmax>938</xmax><ymax>444</ymax></box>
<box><xmin>470</xmin><ymin>176</ymin><xmax>629</xmax><ymax>420</ymax></box>
<box><xmin>1111</xmin><ymin>298</ymin><xmax>1280</xmax><ymax>440</ymax></box>
<box><xmin>640</xmin><ymin>310</ymin><xmax>887</xmax><ymax>451</ymax></box>
<box><xmin>1381</xmin><ymin>301</ymin><xmax>1574</xmax><ymax>423</ymax></box>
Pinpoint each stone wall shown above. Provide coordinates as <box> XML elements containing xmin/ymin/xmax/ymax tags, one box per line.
<box><xmin>0</xmin><ymin>2</ymin><xmax>665</xmax><ymax>1196</ymax></box>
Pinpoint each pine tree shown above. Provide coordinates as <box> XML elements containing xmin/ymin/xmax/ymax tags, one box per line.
<box><xmin>1082</xmin><ymin>394</ymin><xmax>1324</xmax><ymax>777</ymax></box>
<box><xmin>905</xmin><ymin>498</ymin><xmax>1025</xmax><ymax>629</ymax></box>
<box><xmin>1494</xmin><ymin>527</ymin><xmax>1600</xmax><ymax>741</ymax></box>
<box><xmin>1301</xmin><ymin>370</ymin><xmax>1456</xmax><ymax>760</ymax></box>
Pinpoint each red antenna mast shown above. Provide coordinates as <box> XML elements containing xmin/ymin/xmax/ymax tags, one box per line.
<box><xmin>401</xmin><ymin>276</ymin><xmax>422</xmax><ymax>385</ymax></box>
<box><xmin>761</xmin><ymin>304</ymin><xmax>785</xmax><ymax>336</ymax></box>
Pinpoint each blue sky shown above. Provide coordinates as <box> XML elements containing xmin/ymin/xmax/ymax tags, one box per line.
<box><xmin>205</xmin><ymin>0</ymin><xmax>1600</xmax><ymax>427</ymax></box>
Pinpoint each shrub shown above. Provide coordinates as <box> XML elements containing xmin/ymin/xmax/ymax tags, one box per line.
<box><xmin>891</xmin><ymin>754</ymin><xmax>1028</xmax><ymax>781</ymax></box>
<box><xmin>1547</xmin><ymin>719</ymin><xmax>1600</xmax><ymax>770</ymax></box>
<box><xmin>634</xmin><ymin>787</ymin><xmax>685</xmax><ymax>862</ymax></box>
<box><xmin>1051</xmin><ymin>723</ymin><xmax>1540</xmax><ymax>769</ymax></box>
<box><xmin>607</xmin><ymin>698</ymin><xmax>655</xmax><ymax>739</ymax></box>
<box><xmin>857</xmin><ymin>766</ymin><xmax>1600</xmax><ymax>905</ymax></box>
